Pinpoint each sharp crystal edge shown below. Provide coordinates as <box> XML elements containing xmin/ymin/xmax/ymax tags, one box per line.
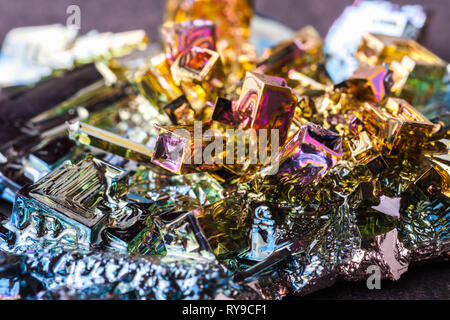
<box><xmin>0</xmin><ymin>0</ymin><xmax>449</xmax><ymax>300</ymax></box>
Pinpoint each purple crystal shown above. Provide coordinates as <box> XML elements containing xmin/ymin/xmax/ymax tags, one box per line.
<box><xmin>273</xmin><ymin>122</ymin><xmax>342</xmax><ymax>186</ymax></box>
<box><xmin>151</xmin><ymin>130</ymin><xmax>188</xmax><ymax>174</ymax></box>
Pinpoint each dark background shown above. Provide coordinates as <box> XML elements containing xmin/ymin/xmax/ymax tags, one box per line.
<box><xmin>0</xmin><ymin>0</ymin><xmax>448</xmax><ymax>299</ymax></box>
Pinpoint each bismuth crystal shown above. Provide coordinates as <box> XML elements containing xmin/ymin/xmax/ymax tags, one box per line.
<box><xmin>135</xmin><ymin>54</ymin><xmax>183</xmax><ymax>108</ymax></box>
<box><xmin>267</xmin><ymin>122</ymin><xmax>343</xmax><ymax>186</ymax></box>
<box><xmin>103</xmin><ymin>210</ymin><xmax>166</xmax><ymax>256</ymax></box>
<box><xmin>170</xmin><ymin>46</ymin><xmax>224</xmax><ymax>114</ymax></box>
<box><xmin>415</xmin><ymin>164</ymin><xmax>449</xmax><ymax>199</ymax></box>
<box><xmin>0</xmin><ymin>63</ymin><xmax>108</xmax><ymax>128</ymax></box>
<box><xmin>0</xmin><ymin>0</ymin><xmax>448</xmax><ymax>302</ymax></box>
<box><xmin>151</xmin><ymin>122</ymin><xmax>227</xmax><ymax>174</ymax></box>
<box><xmin>194</xmin><ymin>198</ymin><xmax>250</xmax><ymax>257</ymax></box>
<box><xmin>288</xmin><ymin>70</ymin><xmax>330</xmax><ymax>96</ymax></box>
<box><xmin>151</xmin><ymin>125</ymin><xmax>193</xmax><ymax>174</ymax></box>
<box><xmin>68</xmin><ymin>121</ymin><xmax>154</xmax><ymax>165</ymax></box>
<box><xmin>0</xmin><ymin>26</ymin><xmax>149</xmax><ymax>87</ymax></box>
<box><xmin>324</xmin><ymin>0</ymin><xmax>427</xmax><ymax>83</ymax></box>
<box><xmin>10</xmin><ymin>156</ymin><xmax>128</xmax><ymax>247</ymax></box>
<box><xmin>356</xmin><ymin>33</ymin><xmax>448</xmax><ymax>106</ymax></box>
<box><xmin>128</xmin><ymin>167</ymin><xmax>224</xmax><ymax>211</ymax></box>
<box><xmin>349</xmin><ymin>131</ymin><xmax>386</xmax><ymax>174</ymax></box>
<box><xmin>164</xmin><ymin>0</ymin><xmax>254</xmax><ymax>79</ymax></box>
<box><xmin>256</xmin><ymin>25</ymin><xmax>325</xmax><ymax>81</ymax></box>
<box><xmin>163</xmin><ymin>95</ymin><xmax>196</xmax><ymax>125</ymax></box>
<box><xmin>210</xmin><ymin>97</ymin><xmax>235</xmax><ymax>126</ymax></box>
<box><xmin>161</xmin><ymin>20</ymin><xmax>216</xmax><ymax>62</ymax></box>
<box><xmin>233</xmin><ymin>72</ymin><xmax>297</xmax><ymax>144</ymax></box>
<box><xmin>349</xmin><ymin>181</ymin><xmax>380</xmax><ymax>209</ymax></box>
<box><xmin>164</xmin><ymin>0</ymin><xmax>253</xmax><ymax>48</ymax></box>
<box><xmin>337</xmin><ymin>64</ymin><xmax>393</xmax><ymax>102</ymax></box>
<box><xmin>0</xmin><ymin>63</ymin><xmax>132</xmax><ymax>203</ymax></box>
<box><xmin>153</xmin><ymin>208</ymin><xmax>214</xmax><ymax>260</ymax></box>
<box><xmin>360</xmin><ymin>98</ymin><xmax>438</xmax><ymax>154</ymax></box>
<box><xmin>247</xmin><ymin>204</ymin><xmax>279</xmax><ymax>261</ymax></box>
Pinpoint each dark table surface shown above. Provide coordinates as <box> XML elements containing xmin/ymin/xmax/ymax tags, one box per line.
<box><xmin>0</xmin><ymin>0</ymin><xmax>448</xmax><ymax>300</ymax></box>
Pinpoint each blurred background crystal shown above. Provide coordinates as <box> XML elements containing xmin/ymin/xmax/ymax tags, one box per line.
<box><xmin>0</xmin><ymin>0</ymin><xmax>448</xmax><ymax>300</ymax></box>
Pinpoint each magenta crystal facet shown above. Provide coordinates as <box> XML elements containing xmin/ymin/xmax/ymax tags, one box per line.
<box><xmin>161</xmin><ymin>19</ymin><xmax>216</xmax><ymax>61</ymax></box>
<box><xmin>151</xmin><ymin>127</ymin><xmax>189</xmax><ymax>174</ymax></box>
<box><xmin>213</xmin><ymin>72</ymin><xmax>297</xmax><ymax>144</ymax></box>
<box><xmin>272</xmin><ymin>122</ymin><xmax>343</xmax><ymax>186</ymax></box>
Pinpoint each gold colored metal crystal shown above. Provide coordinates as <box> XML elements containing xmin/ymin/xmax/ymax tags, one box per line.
<box><xmin>416</xmin><ymin>162</ymin><xmax>449</xmax><ymax>198</ymax></box>
<box><xmin>68</xmin><ymin>121</ymin><xmax>153</xmax><ymax>164</ymax></box>
<box><xmin>356</xmin><ymin>33</ymin><xmax>448</xmax><ymax>105</ymax></box>
<box><xmin>163</xmin><ymin>95</ymin><xmax>196</xmax><ymax>125</ymax></box>
<box><xmin>234</xmin><ymin>72</ymin><xmax>298</xmax><ymax>144</ymax></box>
<box><xmin>360</xmin><ymin>98</ymin><xmax>437</xmax><ymax>154</ymax></box>
<box><xmin>170</xmin><ymin>47</ymin><xmax>224</xmax><ymax>115</ymax></box>
<box><xmin>164</xmin><ymin>0</ymin><xmax>253</xmax><ymax>62</ymax></box>
<box><xmin>256</xmin><ymin>25</ymin><xmax>325</xmax><ymax>81</ymax></box>
<box><xmin>160</xmin><ymin>19</ymin><xmax>216</xmax><ymax>61</ymax></box>
<box><xmin>350</xmin><ymin>131</ymin><xmax>379</xmax><ymax>163</ymax></box>
<box><xmin>136</xmin><ymin>54</ymin><xmax>183</xmax><ymax>109</ymax></box>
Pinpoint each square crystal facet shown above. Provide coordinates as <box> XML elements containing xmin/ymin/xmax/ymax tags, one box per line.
<box><xmin>163</xmin><ymin>95</ymin><xmax>196</xmax><ymax>125</ymax></box>
<box><xmin>0</xmin><ymin>135</ymin><xmax>77</xmax><ymax>203</ymax></box>
<box><xmin>211</xmin><ymin>97</ymin><xmax>235</xmax><ymax>126</ymax></box>
<box><xmin>161</xmin><ymin>19</ymin><xmax>216</xmax><ymax>61</ymax></box>
<box><xmin>349</xmin><ymin>181</ymin><xmax>380</xmax><ymax>209</ymax></box>
<box><xmin>151</xmin><ymin>126</ymin><xmax>190</xmax><ymax>174</ymax></box>
<box><xmin>234</xmin><ymin>72</ymin><xmax>297</xmax><ymax>144</ymax></box>
<box><xmin>68</xmin><ymin>122</ymin><xmax>154</xmax><ymax>164</ymax></box>
<box><xmin>416</xmin><ymin>164</ymin><xmax>449</xmax><ymax>198</ymax></box>
<box><xmin>104</xmin><ymin>215</ymin><xmax>166</xmax><ymax>256</ymax></box>
<box><xmin>361</xmin><ymin>99</ymin><xmax>436</xmax><ymax>153</ymax></box>
<box><xmin>154</xmin><ymin>209</ymin><xmax>213</xmax><ymax>260</ymax></box>
<box><xmin>194</xmin><ymin>198</ymin><xmax>250</xmax><ymax>257</ymax></box>
<box><xmin>136</xmin><ymin>54</ymin><xmax>182</xmax><ymax>109</ymax></box>
<box><xmin>171</xmin><ymin>47</ymin><xmax>222</xmax><ymax>84</ymax></box>
<box><xmin>350</xmin><ymin>131</ymin><xmax>379</xmax><ymax>163</ymax></box>
<box><xmin>11</xmin><ymin>156</ymin><xmax>128</xmax><ymax>246</ymax></box>
<box><xmin>273</xmin><ymin>122</ymin><xmax>342</xmax><ymax>186</ymax></box>
<box><xmin>356</xmin><ymin>33</ymin><xmax>447</xmax><ymax>67</ymax></box>
<box><xmin>366</xmin><ymin>156</ymin><xmax>388</xmax><ymax>175</ymax></box>
<box><xmin>170</xmin><ymin>47</ymin><xmax>224</xmax><ymax>116</ymax></box>
<box><xmin>356</xmin><ymin>33</ymin><xmax>447</xmax><ymax>105</ymax></box>
<box><xmin>347</xmin><ymin>64</ymin><xmax>393</xmax><ymax>102</ymax></box>
<box><xmin>164</xmin><ymin>0</ymin><xmax>253</xmax><ymax>46</ymax></box>
<box><xmin>255</xmin><ymin>26</ymin><xmax>324</xmax><ymax>79</ymax></box>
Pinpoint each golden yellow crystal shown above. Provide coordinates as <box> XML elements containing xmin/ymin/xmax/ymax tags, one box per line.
<box><xmin>163</xmin><ymin>95</ymin><xmax>196</xmax><ymax>125</ymax></box>
<box><xmin>164</xmin><ymin>0</ymin><xmax>254</xmax><ymax>82</ymax></box>
<box><xmin>256</xmin><ymin>26</ymin><xmax>326</xmax><ymax>82</ymax></box>
<box><xmin>350</xmin><ymin>131</ymin><xmax>378</xmax><ymax>162</ymax></box>
<box><xmin>170</xmin><ymin>47</ymin><xmax>224</xmax><ymax>117</ymax></box>
<box><xmin>360</xmin><ymin>98</ymin><xmax>437</xmax><ymax>155</ymax></box>
<box><xmin>136</xmin><ymin>54</ymin><xmax>182</xmax><ymax>109</ymax></box>
<box><xmin>343</xmin><ymin>64</ymin><xmax>393</xmax><ymax>102</ymax></box>
<box><xmin>356</xmin><ymin>33</ymin><xmax>448</xmax><ymax>106</ymax></box>
<box><xmin>348</xmin><ymin>131</ymin><xmax>388</xmax><ymax>175</ymax></box>
<box><xmin>68</xmin><ymin>121</ymin><xmax>153</xmax><ymax>165</ymax></box>
<box><xmin>164</xmin><ymin>0</ymin><xmax>253</xmax><ymax>50</ymax></box>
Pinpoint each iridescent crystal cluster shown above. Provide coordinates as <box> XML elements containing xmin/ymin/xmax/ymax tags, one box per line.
<box><xmin>0</xmin><ymin>0</ymin><xmax>448</xmax><ymax>300</ymax></box>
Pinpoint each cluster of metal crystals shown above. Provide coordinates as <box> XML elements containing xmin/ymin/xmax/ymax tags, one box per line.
<box><xmin>0</xmin><ymin>0</ymin><xmax>448</xmax><ymax>300</ymax></box>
